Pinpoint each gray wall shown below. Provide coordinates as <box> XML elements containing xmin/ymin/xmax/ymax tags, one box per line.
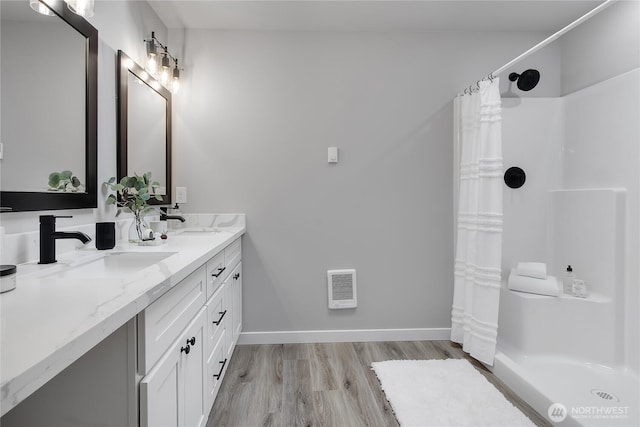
<box><xmin>171</xmin><ymin>29</ymin><xmax>551</xmax><ymax>333</ymax></box>
<box><xmin>560</xmin><ymin>0</ymin><xmax>640</xmax><ymax>95</ymax></box>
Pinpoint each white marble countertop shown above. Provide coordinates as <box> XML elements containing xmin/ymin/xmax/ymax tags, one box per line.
<box><xmin>0</xmin><ymin>219</ymin><xmax>245</xmax><ymax>416</ymax></box>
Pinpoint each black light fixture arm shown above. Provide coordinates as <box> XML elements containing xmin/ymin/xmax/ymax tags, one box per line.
<box><xmin>144</xmin><ymin>31</ymin><xmax>179</xmax><ymax>64</ymax></box>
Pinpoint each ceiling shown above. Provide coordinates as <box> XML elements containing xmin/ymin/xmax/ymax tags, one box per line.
<box><xmin>148</xmin><ymin>0</ymin><xmax>605</xmax><ymax>32</ymax></box>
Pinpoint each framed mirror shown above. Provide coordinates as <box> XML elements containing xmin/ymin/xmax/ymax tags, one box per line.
<box><xmin>117</xmin><ymin>50</ymin><xmax>172</xmax><ymax>205</ymax></box>
<box><xmin>0</xmin><ymin>0</ymin><xmax>98</xmax><ymax>212</ymax></box>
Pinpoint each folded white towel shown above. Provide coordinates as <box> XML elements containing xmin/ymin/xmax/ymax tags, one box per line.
<box><xmin>508</xmin><ymin>269</ymin><xmax>559</xmax><ymax>297</ymax></box>
<box><xmin>516</xmin><ymin>262</ymin><xmax>547</xmax><ymax>279</ymax></box>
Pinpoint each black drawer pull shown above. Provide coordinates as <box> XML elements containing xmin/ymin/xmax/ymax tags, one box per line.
<box><xmin>181</xmin><ymin>345</ymin><xmax>190</xmax><ymax>354</ymax></box>
<box><xmin>213</xmin><ymin>358</ymin><xmax>228</xmax><ymax>379</ymax></box>
<box><xmin>233</xmin><ymin>273</ymin><xmax>240</xmax><ymax>280</ymax></box>
<box><xmin>186</xmin><ymin>337</ymin><xmax>196</xmax><ymax>346</ymax></box>
<box><xmin>211</xmin><ymin>267</ymin><xmax>226</xmax><ymax>278</ymax></box>
<box><xmin>212</xmin><ymin>310</ymin><xmax>227</xmax><ymax>325</ymax></box>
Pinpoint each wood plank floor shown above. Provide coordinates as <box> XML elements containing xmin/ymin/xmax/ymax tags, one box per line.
<box><xmin>207</xmin><ymin>340</ymin><xmax>550</xmax><ymax>427</ymax></box>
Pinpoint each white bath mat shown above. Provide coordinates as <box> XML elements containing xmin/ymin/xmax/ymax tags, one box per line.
<box><xmin>371</xmin><ymin>359</ymin><xmax>535</xmax><ymax>427</ymax></box>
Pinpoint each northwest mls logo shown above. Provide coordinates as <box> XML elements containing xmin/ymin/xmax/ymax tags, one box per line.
<box><xmin>548</xmin><ymin>403</ymin><xmax>568</xmax><ymax>423</ymax></box>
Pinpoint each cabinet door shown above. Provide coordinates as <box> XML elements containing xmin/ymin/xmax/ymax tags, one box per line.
<box><xmin>182</xmin><ymin>308</ymin><xmax>208</xmax><ymax>427</ymax></box>
<box><xmin>233</xmin><ymin>262</ymin><xmax>242</xmax><ymax>344</ymax></box>
<box><xmin>206</xmin><ymin>251</ymin><xmax>226</xmax><ymax>299</ymax></box>
<box><xmin>140</xmin><ymin>308</ymin><xmax>207</xmax><ymax>427</ymax></box>
<box><xmin>206</xmin><ymin>283</ymin><xmax>227</xmax><ymax>356</ymax></box>
<box><xmin>224</xmin><ymin>276</ymin><xmax>234</xmax><ymax>358</ymax></box>
<box><xmin>140</xmin><ymin>342</ymin><xmax>181</xmax><ymax>427</ymax></box>
<box><xmin>206</xmin><ymin>330</ymin><xmax>227</xmax><ymax>411</ymax></box>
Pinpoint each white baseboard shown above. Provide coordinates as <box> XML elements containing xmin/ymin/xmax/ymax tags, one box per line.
<box><xmin>237</xmin><ymin>328</ymin><xmax>451</xmax><ymax>345</ymax></box>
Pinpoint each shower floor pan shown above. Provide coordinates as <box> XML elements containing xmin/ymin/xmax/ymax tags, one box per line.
<box><xmin>493</xmin><ymin>351</ymin><xmax>639</xmax><ymax>427</ymax></box>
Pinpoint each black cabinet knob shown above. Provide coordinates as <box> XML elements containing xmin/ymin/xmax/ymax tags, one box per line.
<box><xmin>181</xmin><ymin>345</ymin><xmax>190</xmax><ymax>354</ymax></box>
<box><xmin>186</xmin><ymin>337</ymin><xmax>196</xmax><ymax>346</ymax></box>
<box><xmin>233</xmin><ymin>273</ymin><xmax>240</xmax><ymax>280</ymax></box>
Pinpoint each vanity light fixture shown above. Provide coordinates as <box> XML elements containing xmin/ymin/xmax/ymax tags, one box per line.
<box><xmin>172</xmin><ymin>59</ymin><xmax>181</xmax><ymax>94</ymax></box>
<box><xmin>29</xmin><ymin>0</ymin><xmax>54</xmax><ymax>16</ymax></box>
<box><xmin>146</xmin><ymin>38</ymin><xmax>158</xmax><ymax>73</ymax></box>
<box><xmin>30</xmin><ymin>0</ymin><xmax>94</xmax><ymax>17</ymax></box>
<box><xmin>143</xmin><ymin>32</ymin><xmax>183</xmax><ymax>94</ymax></box>
<box><xmin>66</xmin><ymin>0</ymin><xmax>94</xmax><ymax>17</ymax></box>
<box><xmin>160</xmin><ymin>48</ymin><xmax>171</xmax><ymax>85</ymax></box>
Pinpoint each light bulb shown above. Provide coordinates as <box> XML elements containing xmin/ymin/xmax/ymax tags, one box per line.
<box><xmin>147</xmin><ymin>56</ymin><xmax>157</xmax><ymax>73</ymax></box>
<box><xmin>66</xmin><ymin>0</ymin><xmax>95</xmax><ymax>17</ymax></box>
<box><xmin>160</xmin><ymin>52</ymin><xmax>171</xmax><ymax>85</ymax></box>
<box><xmin>30</xmin><ymin>0</ymin><xmax>55</xmax><ymax>16</ymax></box>
<box><xmin>172</xmin><ymin>66</ymin><xmax>180</xmax><ymax>94</ymax></box>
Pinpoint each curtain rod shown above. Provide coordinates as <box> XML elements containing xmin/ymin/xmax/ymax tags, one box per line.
<box><xmin>491</xmin><ymin>0</ymin><xmax>616</xmax><ymax>77</ymax></box>
<box><xmin>460</xmin><ymin>0</ymin><xmax>616</xmax><ymax>95</ymax></box>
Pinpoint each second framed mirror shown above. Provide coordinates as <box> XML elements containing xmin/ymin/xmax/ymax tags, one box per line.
<box><xmin>117</xmin><ymin>50</ymin><xmax>172</xmax><ymax>205</ymax></box>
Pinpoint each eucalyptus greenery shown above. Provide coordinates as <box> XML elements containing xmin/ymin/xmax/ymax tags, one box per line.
<box><xmin>104</xmin><ymin>173</ymin><xmax>163</xmax><ymax>242</ymax></box>
<box><xmin>48</xmin><ymin>170</ymin><xmax>84</xmax><ymax>192</ymax></box>
<box><xmin>104</xmin><ymin>172</ymin><xmax>163</xmax><ymax>216</ymax></box>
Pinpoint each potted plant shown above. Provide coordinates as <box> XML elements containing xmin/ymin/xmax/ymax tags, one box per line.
<box><xmin>104</xmin><ymin>172</ymin><xmax>163</xmax><ymax>242</ymax></box>
<box><xmin>48</xmin><ymin>170</ymin><xmax>84</xmax><ymax>192</ymax></box>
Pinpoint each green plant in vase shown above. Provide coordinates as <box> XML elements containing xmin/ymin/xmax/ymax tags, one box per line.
<box><xmin>104</xmin><ymin>172</ymin><xmax>163</xmax><ymax>242</ymax></box>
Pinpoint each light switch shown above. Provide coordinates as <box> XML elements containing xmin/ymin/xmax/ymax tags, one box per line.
<box><xmin>175</xmin><ymin>187</ymin><xmax>187</xmax><ymax>203</ymax></box>
<box><xmin>328</xmin><ymin>147</ymin><xmax>338</xmax><ymax>164</ymax></box>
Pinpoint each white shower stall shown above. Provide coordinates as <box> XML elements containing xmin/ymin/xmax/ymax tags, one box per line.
<box><xmin>451</xmin><ymin>2</ymin><xmax>640</xmax><ymax>425</ymax></box>
<box><xmin>495</xmin><ymin>68</ymin><xmax>639</xmax><ymax>426</ymax></box>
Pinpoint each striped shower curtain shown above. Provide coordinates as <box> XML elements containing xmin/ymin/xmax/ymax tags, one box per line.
<box><xmin>450</xmin><ymin>79</ymin><xmax>503</xmax><ymax>365</ymax></box>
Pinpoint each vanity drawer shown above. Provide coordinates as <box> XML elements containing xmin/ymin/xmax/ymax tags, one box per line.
<box><xmin>206</xmin><ymin>330</ymin><xmax>227</xmax><ymax>411</ymax></box>
<box><xmin>206</xmin><ymin>251</ymin><xmax>226</xmax><ymax>299</ymax></box>
<box><xmin>206</xmin><ymin>283</ymin><xmax>227</xmax><ymax>355</ymax></box>
<box><xmin>138</xmin><ymin>265</ymin><xmax>207</xmax><ymax>374</ymax></box>
<box><xmin>225</xmin><ymin>238</ymin><xmax>241</xmax><ymax>271</ymax></box>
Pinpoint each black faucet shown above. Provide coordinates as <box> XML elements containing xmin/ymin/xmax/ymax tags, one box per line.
<box><xmin>39</xmin><ymin>215</ymin><xmax>92</xmax><ymax>264</ymax></box>
<box><xmin>160</xmin><ymin>206</ymin><xmax>186</xmax><ymax>223</ymax></box>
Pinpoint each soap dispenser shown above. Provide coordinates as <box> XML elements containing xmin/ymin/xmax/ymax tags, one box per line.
<box><xmin>563</xmin><ymin>265</ymin><xmax>575</xmax><ymax>295</ymax></box>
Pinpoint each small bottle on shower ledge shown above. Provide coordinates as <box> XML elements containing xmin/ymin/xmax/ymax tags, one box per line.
<box><xmin>572</xmin><ymin>279</ymin><xmax>588</xmax><ymax>298</ymax></box>
<box><xmin>563</xmin><ymin>265</ymin><xmax>575</xmax><ymax>295</ymax></box>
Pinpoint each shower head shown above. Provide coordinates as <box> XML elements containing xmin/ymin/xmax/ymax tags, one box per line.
<box><xmin>508</xmin><ymin>69</ymin><xmax>540</xmax><ymax>91</ymax></box>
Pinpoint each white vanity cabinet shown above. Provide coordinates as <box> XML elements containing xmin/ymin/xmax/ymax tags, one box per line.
<box><xmin>138</xmin><ymin>237</ymin><xmax>242</xmax><ymax>427</ymax></box>
<box><xmin>140</xmin><ymin>308</ymin><xmax>207</xmax><ymax>427</ymax></box>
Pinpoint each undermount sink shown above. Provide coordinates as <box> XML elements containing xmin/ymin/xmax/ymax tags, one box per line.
<box><xmin>26</xmin><ymin>252</ymin><xmax>177</xmax><ymax>280</ymax></box>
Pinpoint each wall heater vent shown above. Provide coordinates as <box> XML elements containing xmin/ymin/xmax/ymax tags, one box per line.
<box><xmin>327</xmin><ymin>269</ymin><xmax>357</xmax><ymax>309</ymax></box>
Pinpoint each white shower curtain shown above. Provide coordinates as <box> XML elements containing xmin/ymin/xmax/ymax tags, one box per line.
<box><xmin>450</xmin><ymin>79</ymin><xmax>503</xmax><ymax>365</ymax></box>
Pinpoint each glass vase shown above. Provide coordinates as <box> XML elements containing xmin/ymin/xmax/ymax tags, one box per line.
<box><xmin>128</xmin><ymin>212</ymin><xmax>150</xmax><ymax>243</ymax></box>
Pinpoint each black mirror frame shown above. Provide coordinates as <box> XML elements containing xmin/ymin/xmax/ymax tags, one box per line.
<box><xmin>117</xmin><ymin>50</ymin><xmax>172</xmax><ymax>206</ymax></box>
<box><xmin>0</xmin><ymin>0</ymin><xmax>98</xmax><ymax>212</ymax></box>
